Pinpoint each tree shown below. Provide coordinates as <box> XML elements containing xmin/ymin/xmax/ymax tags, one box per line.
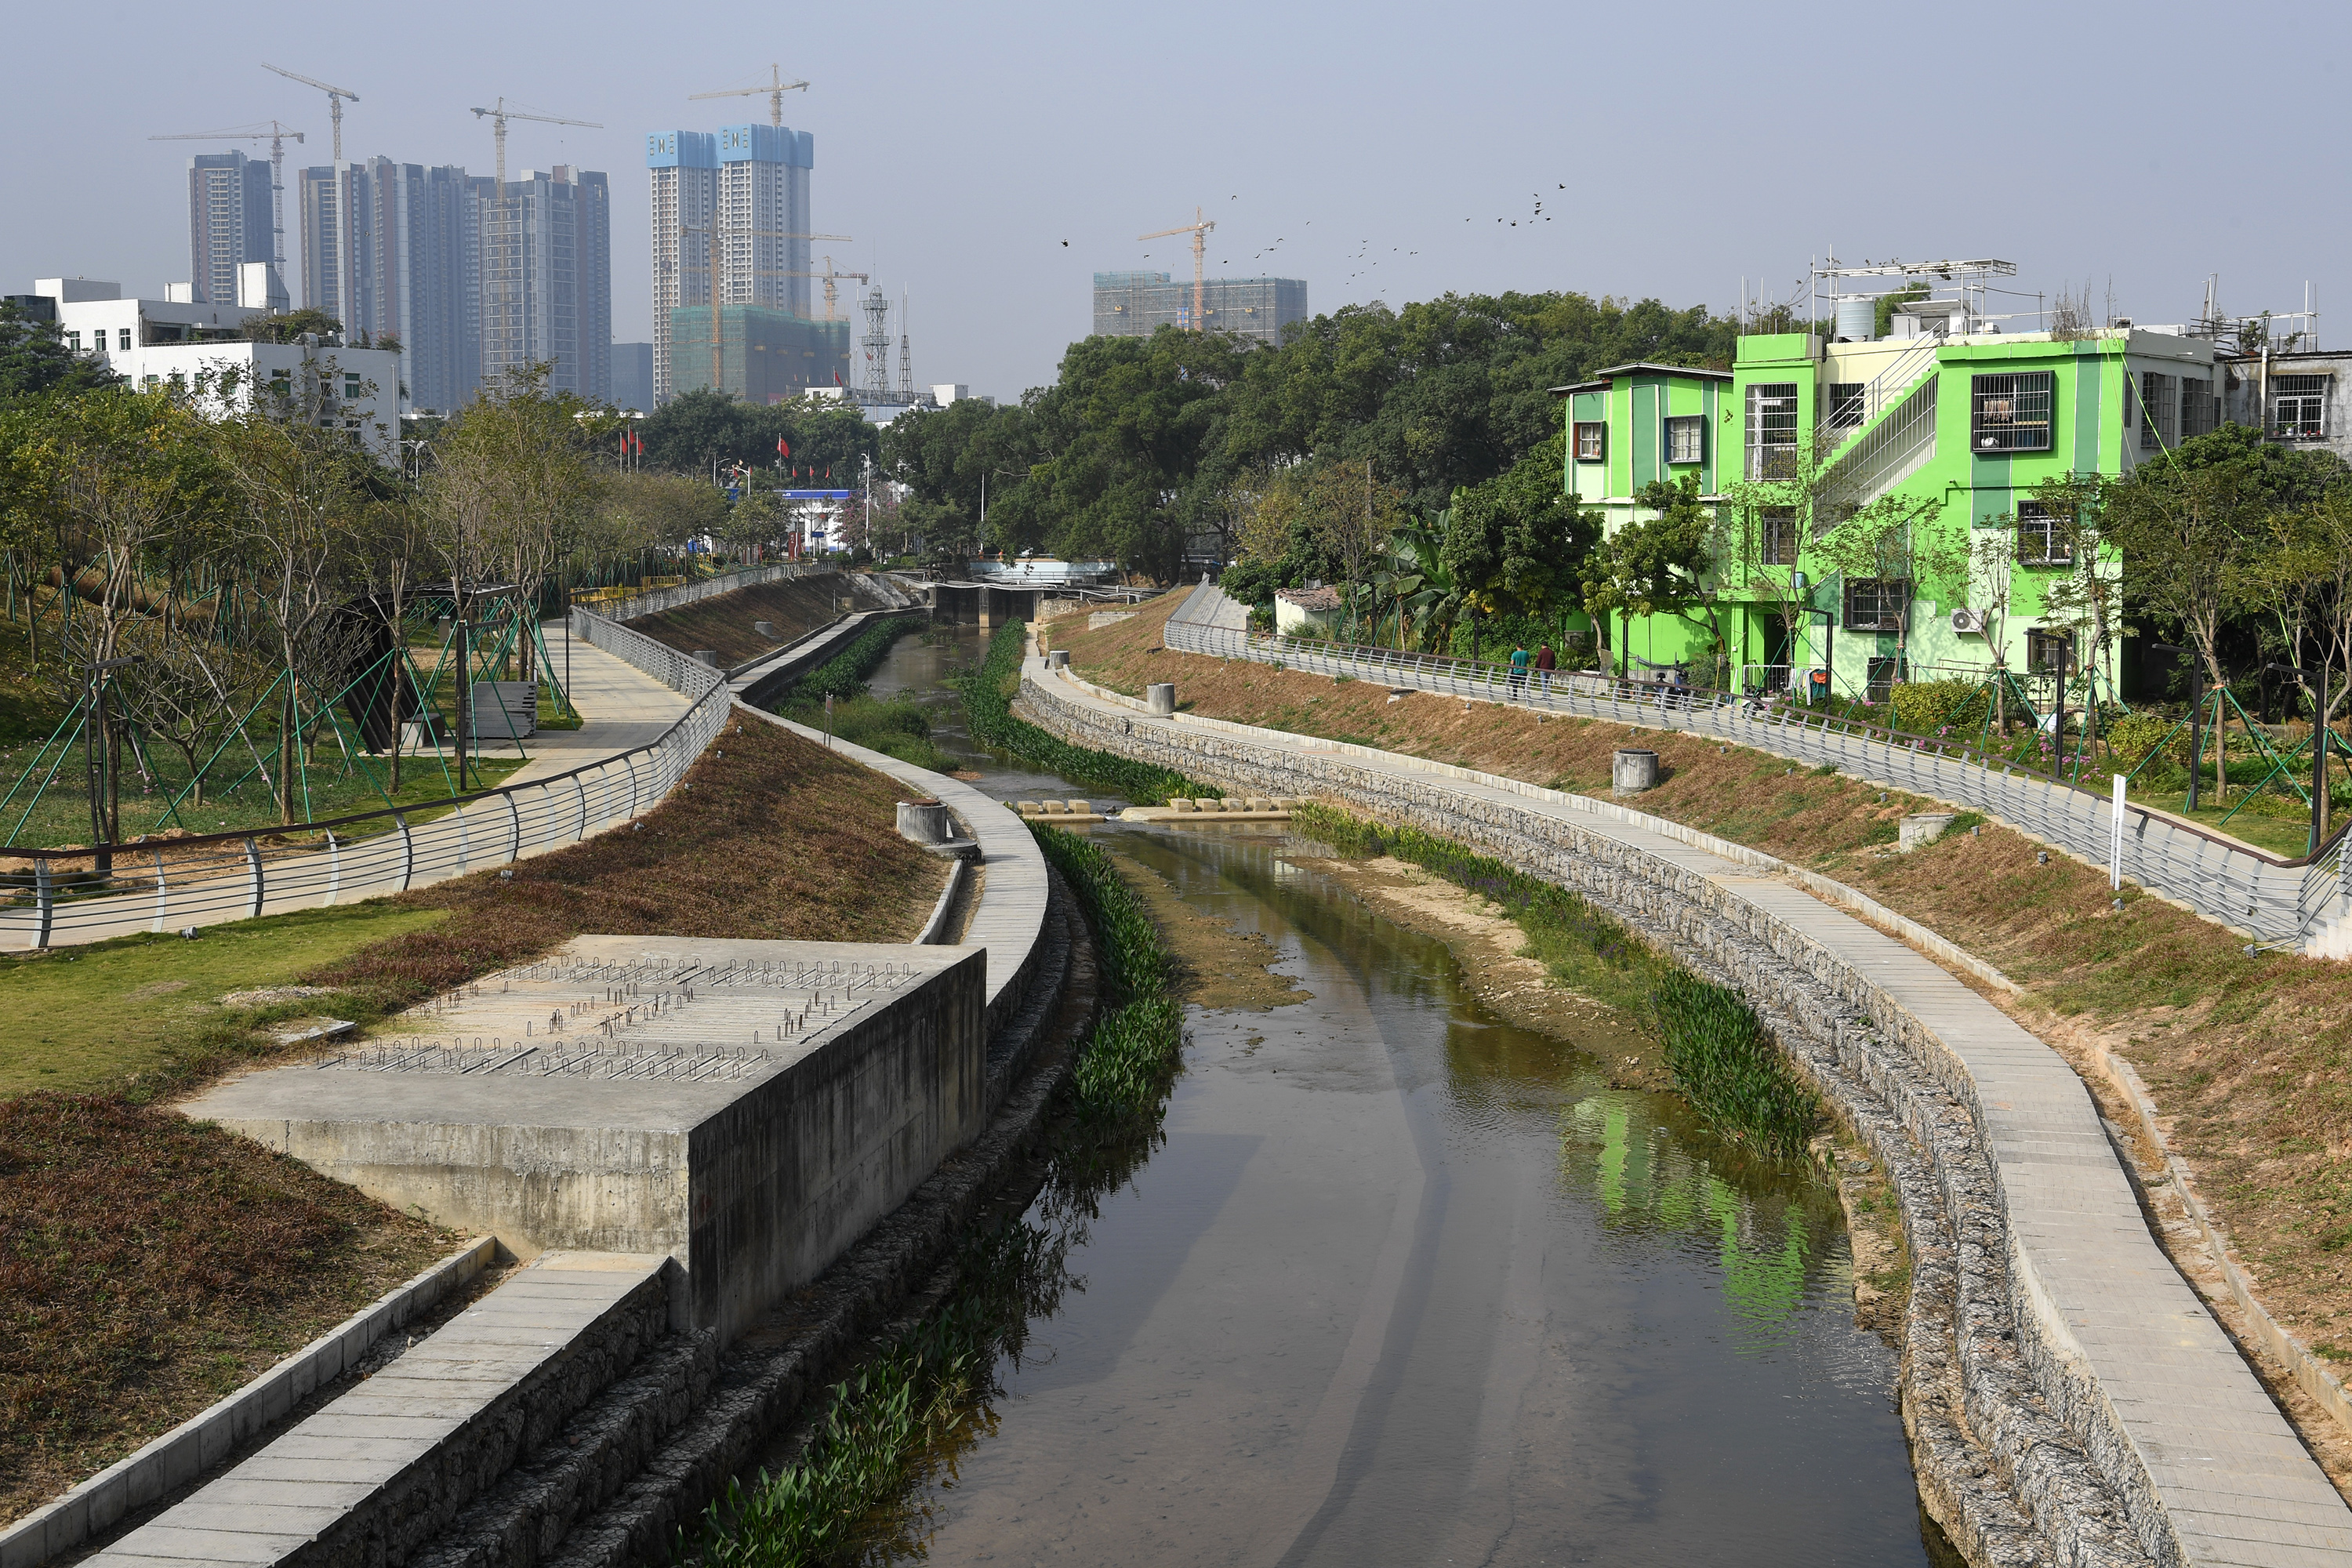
<box><xmin>1810</xmin><ymin>492</ymin><xmax>1953</xmax><ymax>697</ymax></box>
<box><xmin>239</xmin><ymin>307</ymin><xmax>344</xmax><ymax>345</ymax></box>
<box><xmin>1443</xmin><ymin>432</ymin><xmax>1599</xmax><ymax>656</ymax></box>
<box><xmin>1581</xmin><ymin>492</ymin><xmax>1715</xmax><ymax>679</ymax></box>
<box><xmin>0</xmin><ymin>302</ymin><xmax>118</xmax><ymax>404</ymax></box>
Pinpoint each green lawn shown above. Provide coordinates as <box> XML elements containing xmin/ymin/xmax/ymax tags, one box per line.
<box><xmin>0</xmin><ymin>901</ymin><xmax>449</xmax><ymax>1099</ymax></box>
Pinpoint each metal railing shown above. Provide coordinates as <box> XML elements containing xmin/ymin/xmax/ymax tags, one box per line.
<box><xmin>596</xmin><ymin>563</ymin><xmax>824</xmax><ymax>622</ymax></box>
<box><xmin>1820</xmin><ymin>372</ymin><xmax>1939</xmax><ymax>515</ymax></box>
<box><xmin>1161</xmin><ymin>582</ymin><xmax>2352</xmax><ymax>949</ymax></box>
<box><xmin>1822</xmin><ymin>334</ymin><xmax>1944</xmax><ymax>461</ymax></box>
<box><xmin>0</xmin><ymin>608</ymin><xmax>728</xmax><ymax>950</ymax></box>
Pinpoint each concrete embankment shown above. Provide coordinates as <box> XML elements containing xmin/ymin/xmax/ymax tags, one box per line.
<box><xmin>5</xmin><ymin>612</ymin><xmax>1075</xmax><ymax>1568</ymax></box>
<box><xmin>1018</xmin><ymin>654</ymin><xmax>2352</xmax><ymax>1568</ymax></box>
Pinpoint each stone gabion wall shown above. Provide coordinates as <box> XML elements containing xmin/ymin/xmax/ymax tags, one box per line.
<box><xmin>1020</xmin><ymin>672</ymin><xmax>2169</xmax><ymax>1568</ymax></box>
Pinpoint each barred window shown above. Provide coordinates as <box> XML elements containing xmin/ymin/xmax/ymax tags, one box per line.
<box><xmin>2180</xmin><ymin>377</ymin><xmax>2216</xmax><ymax>441</ymax></box>
<box><xmin>1844</xmin><ymin>577</ymin><xmax>1907</xmax><ymax>631</ymax></box>
<box><xmin>1748</xmin><ymin>382</ymin><xmax>1798</xmax><ymax>478</ymax></box>
<box><xmin>2016</xmin><ymin>501</ymin><xmax>2073</xmax><ymax>567</ymax></box>
<box><xmin>1759</xmin><ymin>506</ymin><xmax>1797</xmax><ymax>566</ymax></box>
<box><xmin>1827</xmin><ymin>382</ymin><xmax>1864</xmax><ymax>429</ymax></box>
<box><xmin>1573</xmin><ymin>421</ymin><xmax>1605</xmax><ymax>462</ymax></box>
<box><xmin>1971</xmin><ymin>372</ymin><xmax>2054</xmax><ymax>452</ymax></box>
<box><xmin>2026</xmin><ymin>626</ymin><xmax>2076</xmax><ymax>673</ymax></box>
<box><xmin>1664</xmin><ymin>415</ymin><xmax>1704</xmax><ymax>464</ymax></box>
<box><xmin>2139</xmin><ymin>372</ymin><xmax>2176</xmax><ymax>451</ymax></box>
<box><xmin>2272</xmin><ymin>374</ymin><xmax>2329</xmax><ymax>441</ymax></box>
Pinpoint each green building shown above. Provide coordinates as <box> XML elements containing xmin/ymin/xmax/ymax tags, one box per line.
<box><xmin>668</xmin><ymin>306</ymin><xmax>851</xmax><ymax>405</ymax></box>
<box><xmin>1558</xmin><ymin>291</ymin><xmax>2222</xmax><ymax>706</ymax></box>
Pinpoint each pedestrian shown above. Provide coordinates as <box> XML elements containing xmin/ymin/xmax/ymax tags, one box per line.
<box><xmin>1508</xmin><ymin>642</ymin><xmax>1530</xmax><ymax>700</ymax></box>
<box><xmin>1534</xmin><ymin>641</ymin><xmax>1556</xmax><ymax>697</ymax></box>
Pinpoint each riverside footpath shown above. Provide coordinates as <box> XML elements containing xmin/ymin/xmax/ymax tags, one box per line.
<box><xmin>1018</xmin><ymin>642</ymin><xmax>2352</xmax><ymax>1568</ymax></box>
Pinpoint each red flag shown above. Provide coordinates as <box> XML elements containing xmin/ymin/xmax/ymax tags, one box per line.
<box><xmin>777</xmin><ymin>436</ymin><xmax>789</xmax><ymax>459</ymax></box>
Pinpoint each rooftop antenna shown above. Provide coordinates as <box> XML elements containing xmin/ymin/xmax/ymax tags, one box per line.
<box><xmin>688</xmin><ymin>64</ymin><xmax>809</xmax><ymax>128</ymax></box>
<box><xmin>149</xmin><ymin>121</ymin><xmax>305</xmax><ymax>275</ymax></box>
<box><xmin>261</xmin><ymin>64</ymin><xmax>358</xmax><ymax>162</ymax></box>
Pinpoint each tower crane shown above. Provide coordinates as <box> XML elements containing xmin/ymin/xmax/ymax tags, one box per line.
<box><xmin>468</xmin><ymin>98</ymin><xmax>603</xmax><ymax>188</ymax></box>
<box><xmin>688</xmin><ymin>64</ymin><xmax>809</xmax><ymax>128</ymax></box>
<box><xmin>261</xmin><ymin>64</ymin><xmax>358</xmax><ymax>161</ymax></box>
<box><xmin>149</xmin><ymin>121</ymin><xmax>304</xmax><ymax>276</ymax></box>
<box><xmin>667</xmin><ymin>222</ymin><xmax>851</xmax><ymax>390</ymax></box>
<box><xmin>1139</xmin><ymin>206</ymin><xmax>1216</xmax><ymax>331</ymax></box>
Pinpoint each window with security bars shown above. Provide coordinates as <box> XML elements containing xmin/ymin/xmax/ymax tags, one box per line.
<box><xmin>2180</xmin><ymin>377</ymin><xmax>2216</xmax><ymax>441</ymax></box>
<box><xmin>1573</xmin><ymin>421</ymin><xmax>1605</xmax><ymax>462</ymax></box>
<box><xmin>1664</xmin><ymin>415</ymin><xmax>1704</xmax><ymax>464</ymax></box>
<box><xmin>1827</xmin><ymin>382</ymin><xmax>1864</xmax><ymax>429</ymax></box>
<box><xmin>1971</xmin><ymin>372</ymin><xmax>2053</xmax><ymax>452</ymax></box>
<box><xmin>2272</xmin><ymin>375</ymin><xmax>2330</xmax><ymax>441</ymax></box>
<box><xmin>1843</xmin><ymin>577</ymin><xmax>1907</xmax><ymax>631</ymax></box>
<box><xmin>1748</xmin><ymin>382</ymin><xmax>1798</xmax><ymax>478</ymax></box>
<box><xmin>2139</xmin><ymin>372</ymin><xmax>2176</xmax><ymax>451</ymax></box>
<box><xmin>1759</xmin><ymin>507</ymin><xmax>1797</xmax><ymax>566</ymax></box>
<box><xmin>2016</xmin><ymin>502</ymin><xmax>2073</xmax><ymax>567</ymax></box>
<box><xmin>2026</xmin><ymin>626</ymin><xmax>2076</xmax><ymax>674</ymax></box>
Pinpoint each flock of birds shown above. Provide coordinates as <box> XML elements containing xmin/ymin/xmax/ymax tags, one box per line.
<box><xmin>1061</xmin><ymin>185</ymin><xmax>1566</xmax><ymax>289</ymax></box>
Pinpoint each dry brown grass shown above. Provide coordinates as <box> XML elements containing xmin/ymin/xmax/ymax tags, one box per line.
<box><xmin>0</xmin><ymin>1095</ymin><xmax>456</xmax><ymax>1524</ymax></box>
<box><xmin>1056</xmin><ymin>592</ymin><xmax>2352</xmax><ymax>1362</ymax></box>
<box><xmin>309</xmin><ymin>713</ymin><xmax>946</xmax><ymax>1007</ymax></box>
<box><xmin>628</xmin><ymin>575</ymin><xmax>862</xmax><ymax>668</ymax></box>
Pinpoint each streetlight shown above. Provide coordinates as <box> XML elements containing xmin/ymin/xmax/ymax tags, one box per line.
<box><xmin>2267</xmin><ymin>661</ymin><xmax>2333</xmax><ymax>856</ymax></box>
<box><xmin>2149</xmin><ymin>644</ymin><xmax>2204</xmax><ymax>811</ymax></box>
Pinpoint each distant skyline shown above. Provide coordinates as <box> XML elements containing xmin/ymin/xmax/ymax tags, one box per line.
<box><xmin>6</xmin><ymin>0</ymin><xmax>2346</xmax><ymax>404</ymax></box>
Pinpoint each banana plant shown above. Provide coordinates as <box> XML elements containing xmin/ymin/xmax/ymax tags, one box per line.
<box><xmin>1380</xmin><ymin>517</ymin><xmax>1463</xmax><ymax>652</ymax></box>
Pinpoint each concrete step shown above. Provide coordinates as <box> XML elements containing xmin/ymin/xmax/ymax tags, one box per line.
<box><xmin>85</xmin><ymin>1253</ymin><xmax>673</xmax><ymax>1568</ymax></box>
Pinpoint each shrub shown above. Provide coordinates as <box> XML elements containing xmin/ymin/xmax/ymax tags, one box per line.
<box><xmin>2103</xmin><ymin>710</ymin><xmax>2182</xmax><ymax>771</ymax></box>
<box><xmin>1889</xmin><ymin>679</ymin><xmax>1989</xmax><ymax>737</ymax></box>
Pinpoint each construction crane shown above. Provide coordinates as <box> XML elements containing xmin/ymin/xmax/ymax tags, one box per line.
<box><xmin>261</xmin><ymin>64</ymin><xmax>358</xmax><ymax>162</ymax></box>
<box><xmin>148</xmin><ymin>121</ymin><xmax>304</xmax><ymax>274</ymax></box>
<box><xmin>468</xmin><ymin>98</ymin><xmax>603</xmax><ymax>187</ymax></box>
<box><xmin>1140</xmin><ymin>206</ymin><xmax>1217</xmax><ymax>331</ymax></box>
<box><xmin>688</xmin><ymin>64</ymin><xmax>809</xmax><ymax>128</ymax></box>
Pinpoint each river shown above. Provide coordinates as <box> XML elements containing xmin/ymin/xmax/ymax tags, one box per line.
<box><xmin>849</xmin><ymin>627</ymin><xmax>1936</xmax><ymax>1566</ymax></box>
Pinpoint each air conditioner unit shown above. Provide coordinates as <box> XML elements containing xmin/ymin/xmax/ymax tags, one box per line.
<box><xmin>1951</xmin><ymin>607</ymin><xmax>1988</xmax><ymax>635</ymax></box>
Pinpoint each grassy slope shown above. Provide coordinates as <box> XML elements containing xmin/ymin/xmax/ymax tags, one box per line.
<box><xmin>1054</xmin><ymin>593</ymin><xmax>2352</xmax><ymax>1362</ymax></box>
<box><xmin>629</xmin><ymin>575</ymin><xmax>863</xmax><ymax>668</ymax></box>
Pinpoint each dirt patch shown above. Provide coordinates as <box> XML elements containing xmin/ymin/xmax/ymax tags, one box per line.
<box><xmin>0</xmin><ymin>1094</ymin><xmax>459</xmax><ymax>1526</ymax></box>
<box><xmin>307</xmin><ymin>713</ymin><xmax>946</xmax><ymax>1012</ymax></box>
<box><xmin>1109</xmin><ymin>851</ymin><xmax>1308</xmax><ymax>1013</ymax></box>
<box><xmin>1062</xmin><ymin>590</ymin><xmax>2352</xmax><ymax>1467</ymax></box>
<box><xmin>1289</xmin><ymin>853</ymin><xmax>1664</xmax><ymax>1087</ymax></box>
<box><xmin>630</xmin><ymin>575</ymin><xmax>873</xmax><ymax>668</ymax></box>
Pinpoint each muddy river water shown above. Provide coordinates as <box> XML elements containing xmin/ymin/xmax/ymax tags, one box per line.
<box><xmin>858</xmin><ymin>630</ymin><xmax>1934</xmax><ymax>1566</ymax></box>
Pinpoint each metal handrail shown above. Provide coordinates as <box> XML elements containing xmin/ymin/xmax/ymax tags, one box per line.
<box><xmin>0</xmin><ymin>605</ymin><xmax>728</xmax><ymax>949</ymax></box>
<box><xmin>1162</xmin><ymin>581</ymin><xmax>2350</xmax><ymax>946</ymax></box>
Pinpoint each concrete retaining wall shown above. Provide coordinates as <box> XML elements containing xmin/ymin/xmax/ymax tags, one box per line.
<box><xmin>1018</xmin><ymin>665</ymin><xmax>2176</xmax><ymax>1568</ymax></box>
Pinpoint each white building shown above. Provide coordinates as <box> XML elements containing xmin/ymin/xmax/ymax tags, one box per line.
<box><xmin>27</xmin><ymin>278</ymin><xmax>399</xmax><ymax>457</ymax></box>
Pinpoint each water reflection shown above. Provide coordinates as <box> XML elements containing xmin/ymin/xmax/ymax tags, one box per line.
<box><xmin>826</xmin><ymin>629</ymin><xmax>1927</xmax><ymax>1566</ymax></box>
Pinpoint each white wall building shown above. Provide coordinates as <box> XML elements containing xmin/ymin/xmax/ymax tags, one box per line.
<box><xmin>27</xmin><ymin>277</ymin><xmax>398</xmax><ymax>457</ymax></box>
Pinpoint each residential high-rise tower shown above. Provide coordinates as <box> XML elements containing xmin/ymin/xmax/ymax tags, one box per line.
<box><xmin>188</xmin><ymin>152</ymin><xmax>277</xmax><ymax>308</ymax></box>
<box><xmin>647</xmin><ymin>124</ymin><xmax>812</xmax><ymax>403</ymax></box>
<box><xmin>481</xmin><ymin>165</ymin><xmax>611</xmax><ymax>401</ymax></box>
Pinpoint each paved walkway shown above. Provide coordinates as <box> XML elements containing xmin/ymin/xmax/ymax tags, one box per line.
<box><xmin>1033</xmin><ymin>656</ymin><xmax>2352</xmax><ymax>1567</ymax></box>
<box><xmin>84</xmin><ymin>1254</ymin><xmax>668</xmax><ymax>1568</ymax></box>
<box><xmin>502</xmin><ymin>633</ymin><xmax>692</xmax><ymax>786</ymax></box>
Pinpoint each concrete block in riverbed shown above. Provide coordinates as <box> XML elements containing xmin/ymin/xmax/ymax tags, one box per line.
<box><xmin>1147</xmin><ymin>682</ymin><xmax>1177</xmax><ymax>717</ymax></box>
<box><xmin>1172</xmin><ymin>797</ymin><xmax>1197</xmax><ymax>811</ymax></box>
<box><xmin>1612</xmin><ymin>748</ymin><xmax>1659</xmax><ymax>794</ymax></box>
<box><xmin>1067</xmin><ymin>800</ymin><xmax>1091</xmax><ymax>815</ymax></box>
<box><xmin>184</xmin><ymin>936</ymin><xmax>987</xmax><ymax>1348</ymax></box>
<box><xmin>1900</xmin><ymin>812</ymin><xmax>1958</xmax><ymax>851</ymax></box>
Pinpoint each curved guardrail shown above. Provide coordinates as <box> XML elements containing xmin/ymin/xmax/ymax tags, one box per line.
<box><xmin>0</xmin><ymin>609</ymin><xmax>728</xmax><ymax>950</ymax></box>
<box><xmin>1163</xmin><ymin>581</ymin><xmax>2352</xmax><ymax>949</ymax></box>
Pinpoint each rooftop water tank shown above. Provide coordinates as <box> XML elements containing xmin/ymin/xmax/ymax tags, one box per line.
<box><xmin>1835</xmin><ymin>296</ymin><xmax>1876</xmax><ymax>343</ymax></box>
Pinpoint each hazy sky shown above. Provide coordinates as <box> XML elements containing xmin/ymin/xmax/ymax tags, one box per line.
<box><xmin>8</xmin><ymin>0</ymin><xmax>2345</xmax><ymax>402</ymax></box>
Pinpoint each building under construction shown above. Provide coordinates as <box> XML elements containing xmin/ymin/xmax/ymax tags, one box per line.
<box><xmin>1092</xmin><ymin>271</ymin><xmax>1306</xmax><ymax>345</ymax></box>
<box><xmin>666</xmin><ymin>304</ymin><xmax>850</xmax><ymax>403</ymax></box>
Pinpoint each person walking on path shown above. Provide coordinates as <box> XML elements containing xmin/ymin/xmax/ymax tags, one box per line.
<box><xmin>1508</xmin><ymin>642</ymin><xmax>1531</xmax><ymax>700</ymax></box>
<box><xmin>1534</xmin><ymin>641</ymin><xmax>1556</xmax><ymax>697</ymax></box>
